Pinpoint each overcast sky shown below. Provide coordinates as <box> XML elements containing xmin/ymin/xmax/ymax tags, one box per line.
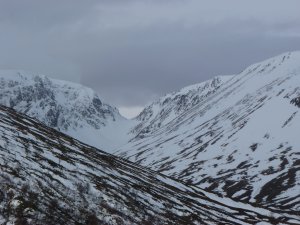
<box><xmin>0</xmin><ymin>0</ymin><xmax>300</xmax><ymax>118</ymax></box>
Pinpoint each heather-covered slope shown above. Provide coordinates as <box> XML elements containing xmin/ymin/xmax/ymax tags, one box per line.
<box><xmin>1</xmin><ymin>105</ymin><xmax>299</xmax><ymax>225</ymax></box>
<box><xmin>116</xmin><ymin>52</ymin><xmax>300</xmax><ymax>214</ymax></box>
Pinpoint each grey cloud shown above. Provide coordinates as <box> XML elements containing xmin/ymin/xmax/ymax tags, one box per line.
<box><xmin>0</xmin><ymin>0</ymin><xmax>300</xmax><ymax>108</ymax></box>
<box><xmin>79</xmin><ymin>22</ymin><xmax>300</xmax><ymax>105</ymax></box>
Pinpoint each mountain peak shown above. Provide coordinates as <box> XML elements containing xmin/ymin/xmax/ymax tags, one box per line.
<box><xmin>241</xmin><ymin>51</ymin><xmax>300</xmax><ymax>78</ymax></box>
<box><xmin>0</xmin><ymin>70</ymin><xmax>131</xmax><ymax>151</ymax></box>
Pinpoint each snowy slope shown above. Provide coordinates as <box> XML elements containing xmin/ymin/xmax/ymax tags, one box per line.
<box><xmin>116</xmin><ymin>52</ymin><xmax>300</xmax><ymax>213</ymax></box>
<box><xmin>1</xmin><ymin>52</ymin><xmax>299</xmax><ymax>217</ymax></box>
<box><xmin>1</xmin><ymin>105</ymin><xmax>297</xmax><ymax>225</ymax></box>
<box><xmin>0</xmin><ymin>70</ymin><xmax>134</xmax><ymax>152</ymax></box>
<box><xmin>132</xmin><ymin>76</ymin><xmax>233</xmax><ymax>138</ymax></box>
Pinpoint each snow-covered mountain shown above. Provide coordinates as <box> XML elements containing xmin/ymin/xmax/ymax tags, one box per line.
<box><xmin>0</xmin><ymin>70</ymin><xmax>133</xmax><ymax>151</ymax></box>
<box><xmin>2</xmin><ymin>105</ymin><xmax>295</xmax><ymax>225</ymax></box>
<box><xmin>1</xmin><ymin>52</ymin><xmax>299</xmax><ymax>218</ymax></box>
<box><xmin>116</xmin><ymin>52</ymin><xmax>300</xmax><ymax>214</ymax></box>
<box><xmin>131</xmin><ymin>76</ymin><xmax>233</xmax><ymax>138</ymax></box>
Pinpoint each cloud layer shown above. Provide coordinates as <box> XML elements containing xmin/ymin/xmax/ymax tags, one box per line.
<box><xmin>1</xmin><ymin>0</ymin><xmax>300</xmax><ymax>116</ymax></box>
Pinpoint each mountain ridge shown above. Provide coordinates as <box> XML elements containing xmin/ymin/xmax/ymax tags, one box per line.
<box><xmin>116</xmin><ymin>51</ymin><xmax>300</xmax><ymax>213</ymax></box>
<box><xmin>131</xmin><ymin>75</ymin><xmax>232</xmax><ymax>138</ymax></box>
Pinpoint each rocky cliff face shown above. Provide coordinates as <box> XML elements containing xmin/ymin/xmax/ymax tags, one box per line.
<box><xmin>0</xmin><ymin>70</ymin><xmax>133</xmax><ymax>151</ymax></box>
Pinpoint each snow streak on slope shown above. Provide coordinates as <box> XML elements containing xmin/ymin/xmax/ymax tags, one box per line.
<box><xmin>2</xmin><ymin>106</ymin><xmax>298</xmax><ymax>224</ymax></box>
<box><xmin>0</xmin><ymin>70</ymin><xmax>134</xmax><ymax>152</ymax></box>
<box><xmin>116</xmin><ymin>52</ymin><xmax>300</xmax><ymax>214</ymax></box>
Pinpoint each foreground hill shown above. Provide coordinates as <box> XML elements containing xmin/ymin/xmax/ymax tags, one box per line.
<box><xmin>0</xmin><ymin>70</ymin><xmax>133</xmax><ymax>152</ymax></box>
<box><xmin>116</xmin><ymin>52</ymin><xmax>300</xmax><ymax>214</ymax></box>
<box><xmin>1</xmin><ymin>105</ymin><xmax>299</xmax><ymax>224</ymax></box>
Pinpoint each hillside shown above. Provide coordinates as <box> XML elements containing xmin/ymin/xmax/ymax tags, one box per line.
<box><xmin>2</xmin><ymin>105</ymin><xmax>298</xmax><ymax>224</ymax></box>
<box><xmin>116</xmin><ymin>52</ymin><xmax>300</xmax><ymax>214</ymax></box>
